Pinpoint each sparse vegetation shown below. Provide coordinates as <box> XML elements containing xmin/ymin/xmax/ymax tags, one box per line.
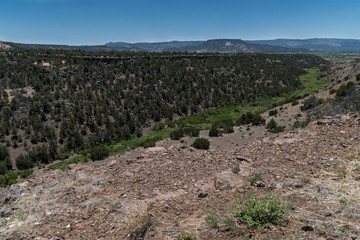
<box><xmin>206</xmin><ymin>214</ymin><xmax>219</xmax><ymax>228</ymax></box>
<box><xmin>266</xmin><ymin>119</ymin><xmax>284</xmax><ymax>133</ymax></box>
<box><xmin>209</xmin><ymin>125</ymin><xmax>221</xmax><ymax>137</ymax></box>
<box><xmin>142</xmin><ymin>139</ymin><xmax>156</xmax><ymax>148</ymax></box>
<box><xmin>336</xmin><ymin>81</ymin><xmax>355</xmax><ymax>97</ymax></box>
<box><xmin>191</xmin><ymin>138</ymin><xmax>210</xmax><ymax>150</ymax></box>
<box><xmin>0</xmin><ymin>171</ymin><xmax>18</xmax><ymax>187</ymax></box>
<box><xmin>19</xmin><ymin>169</ymin><xmax>34</xmax><ymax>178</ymax></box>
<box><xmin>301</xmin><ymin>96</ymin><xmax>323</xmax><ymax>111</ymax></box>
<box><xmin>236</xmin><ymin>112</ymin><xmax>265</xmax><ymax>126</ymax></box>
<box><xmin>250</xmin><ymin>173</ymin><xmax>263</xmax><ymax>184</ymax></box>
<box><xmin>293</xmin><ymin>118</ymin><xmax>310</xmax><ymax>129</ymax></box>
<box><xmin>231</xmin><ymin>192</ymin><xmax>288</xmax><ymax>229</ymax></box>
<box><xmin>177</xmin><ymin>231</ymin><xmax>197</xmax><ymax>240</ymax></box>
<box><xmin>90</xmin><ymin>145</ymin><xmax>109</xmax><ymax>161</ymax></box>
<box><xmin>269</xmin><ymin>109</ymin><xmax>278</xmax><ymax>116</ymax></box>
<box><xmin>232</xmin><ymin>165</ymin><xmax>240</xmax><ymax>174</ymax></box>
<box><xmin>128</xmin><ymin>214</ymin><xmax>153</xmax><ymax>240</ymax></box>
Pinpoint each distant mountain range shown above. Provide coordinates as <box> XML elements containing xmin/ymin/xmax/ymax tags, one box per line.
<box><xmin>4</xmin><ymin>38</ymin><xmax>360</xmax><ymax>53</ymax></box>
<box><xmin>247</xmin><ymin>38</ymin><xmax>360</xmax><ymax>52</ymax></box>
<box><xmin>170</xmin><ymin>39</ymin><xmax>309</xmax><ymax>53</ymax></box>
<box><xmin>105</xmin><ymin>41</ymin><xmax>202</xmax><ymax>52</ymax></box>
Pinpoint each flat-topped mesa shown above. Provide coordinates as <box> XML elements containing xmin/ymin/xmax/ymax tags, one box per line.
<box><xmin>0</xmin><ymin>41</ymin><xmax>11</xmax><ymax>50</ymax></box>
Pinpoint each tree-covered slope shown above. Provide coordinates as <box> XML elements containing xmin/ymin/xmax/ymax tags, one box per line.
<box><xmin>0</xmin><ymin>49</ymin><xmax>328</xmax><ymax>171</ymax></box>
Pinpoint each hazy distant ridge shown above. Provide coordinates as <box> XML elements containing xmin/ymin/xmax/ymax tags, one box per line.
<box><xmin>247</xmin><ymin>38</ymin><xmax>360</xmax><ymax>51</ymax></box>
<box><xmin>6</xmin><ymin>38</ymin><xmax>360</xmax><ymax>52</ymax></box>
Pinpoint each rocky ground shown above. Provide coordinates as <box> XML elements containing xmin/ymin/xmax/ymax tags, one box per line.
<box><xmin>0</xmin><ymin>113</ymin><xmax>360</xmax><ymax>239</ymax></box>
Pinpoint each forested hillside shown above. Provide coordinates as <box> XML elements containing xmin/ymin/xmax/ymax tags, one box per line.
<box><xmin>0</xmin><ymin>49</ymin><xmax>327</xmax><ymax>172</ymax></box>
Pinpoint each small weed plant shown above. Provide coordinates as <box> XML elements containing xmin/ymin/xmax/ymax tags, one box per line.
<box><xmin>232</xmin><ymin>192</ymin><xmax>288</xmax><ymax>229</ymax></box>
<box><xmin>232</xmin><ymin>165</ymin><xmax>240</xmax><ymax>174</ymax></box>
<box><xmin>339</xmin><ymin>197</ymin><xmax>347</xmax><ymax>204</ymax></box>
<box><xmin>109</xmin><ymin>203</ymin><xmax>120</xmax><ymax>212</ymax></box>
<box><xmin>177</xmin><ymin>230</ymin><xmax>197</xmax><ymax>240</ymax></box>
<box><xmin>249</xmin><ymin>173</ymin><xmax>263</xmax><ymax>184</ymax></box>
<box><xmin>128</xmin><ymin>214</ymin><xmax>152</xmax><ymax>240</ymax></box>
<box><xmin>206</xmin><ymin>214</ymin><xmax>219</xmax><ymax>228</ymax></box>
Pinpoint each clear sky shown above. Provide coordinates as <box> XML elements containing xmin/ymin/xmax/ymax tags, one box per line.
<box><xmin>1</xmin><ymin>0</ymin><xmax>360</xmax><ymax>45</ymax></box>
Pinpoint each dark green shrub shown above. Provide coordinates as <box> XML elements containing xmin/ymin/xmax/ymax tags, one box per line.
<box><xmin>191</xmin><ymin>138</ymin><xmax>210</xmax><ymax>150</ymax></box>
<box><xmin>90</xmin><ymin>145</ymin><xmax>109</xmax><ymax>161</ymax></box>
<box><xmin>0</xmin><ymin>161</ymin><xmax>10</xmax><ymax>175</ymax></box>
<box><xmin>293</xmin><ymin>118</ymin><xmax>310</xmax><ymax>129</ymax></box>
<box><xmin>291</xmin><ymin>100</ymin><xmax>299</xmax><ymax>106</ymax></box>
<box><xmin>251</xmin><ymin>114</ymin><xmax>265</xmax><ymax>126</ymax></box>
<box><xmin>236</xmin><ymin>112</ymin><xmax>264</xmax><ymax>126</ymax></box>
<box><xmin>214</xmin><ymin>119</ymin><xmax>234</xmax><ymax>133</ymax></box>
<box><xmin>16</xmin><ymin>154</ymin><xmax>34</xmax><ymax>170</ymax></box>
<box><xmin>232</xmin><ymin>192</ymin><xmax>287</xmax><ymax>229</ymax></box>
<box><xmin>269</xmin><ymin>110</ymin><xmax>278</xmax><ymax>116</ymax></box>
<box><xmin>0</xmin><ymin>145</ymin><xmax>11</xmax><ymax>174</ymax></box>
<box><xmin>167</xmin><ymin>121</ymin><xmax>176</xmax><ymax>128</ymax></box>
<box><xmin>57</xmin><ymin>146</ymin><xmax>71</xmax><ymax>160</ymax></box>
<box><xmin>357</xmin><ymin>73</ymin><xmax>360</xmax><ymax>81</ymax></box>
<box><xmin>170</xmin><ymin>129</ymin><xmax>184</xmax><ymax>140</ymax></box>
<box><xmin>209</xmin><ymin>126</ymin><xmax>220</xmax><ymax>137</ymax></box>
<box><xmin>0</xmin><ymin>172</ymin><xmax>18</xmax><ymax>187</ymax></box>
<box><xmin>329</xmin><ymin>89</ymin><xmax>336</xmax><ymax>94</ymax></box>
<box><xmin>232</xmin><ymin>165</ymin><xmax>240</xmax><ymax>174</ymax></box>
<box><xmin>301</xmin><ymin>96</ymin><xmax>322</xmax><ymax>111</ymax></box>
<box><xmin>19</xmin><ymin>169</ymin><xmax>34</xmax><ymax>178</ymax></box>
<box><xmin>336</xmin><ymin>81</ymin><xmax>355</xmax><ymax>97</ymax></box>
<box><xmin>142</xmin><ymin>140</ymin><xmax>156</xmax><ymax>148</ymax></box>
<box><xmin>182</xmin><ymin>126</ymin><xmax>200</xmax><ymax>137</ymax></box>
<box><xmin>236</xmin><ymin>112</ymin><xmax>253</xmax><ymax>125</ymax></box>
<box><xmin>266</xmin><ymin>119</ymin><xmax>284</xmax><ymax>133</ymax></box>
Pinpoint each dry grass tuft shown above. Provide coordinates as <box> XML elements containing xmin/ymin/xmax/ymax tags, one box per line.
<box><xmin>128</xmin><ymin>214</ymin><xmax>153</xmax><ymax>240</ymax></box>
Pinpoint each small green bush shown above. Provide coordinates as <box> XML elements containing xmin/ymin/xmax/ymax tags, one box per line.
<box><xmin>177</xmin><ymin>231</ymin><xmax>197</xmax><ymax>240</ymax></box>
<box><xmin>232</xmin><ymin>192</ymin><xmax>288</xmax><ymax>229</ymax></box>
<box><xmin>293</xmin><ymin>118</ymin><xmax>310</xmax><ymax>129</ymax></box>
<box><xmin>232</xmin><ymin>165</ymin><xmax>240</xmax><ymax>174</ymax></box>
<box><xmin>0</xmin><ymin>172</ymin><xmax>18</xmax><ymax>187</ymax></box>
<box><xmin>266</xmin><ymin>119</ymin><xmax>284</xmax><ymax>133</ymax></box>
<box><xmin>191</xmin><ymin>138</ymin><xmax>210</xmax><ymax>150</ymax></box>
<box><xmin>182</xmin><ymin>126</ymin><xmax>200</xmax><ymax>137</ymax></box>
<box><xmin>206</xmin><ymin>214</ymin><xmax>219</xmax><ymax>228</ymax></box>
<box><xmin>16</xmin><ymin>154</ymin><xmax>33</xmax><ymax>170</ymax></box>
<box><xmin>19</xmin><ymin>169</ymin><xmax>34</xmax><ymax>178</ymax></box>
<box><xmin>209</xmin><ymin>126</ymin><xmax>220</xmax><ymax>137</ymax></box>
<box><xmin>269</xmin><ymin>109</ymin><xmax>278</xmax><ymax>116</ymax></box>
<box><xmin>170</xmin><ymin>129</ymin><xmax>184</xmax><ymax>140</ymax></box>
<box><xmin>236</xmin><ymin>112</ymin><xmax>265</xmax><ymax>126</ymax></box>
<box><xmin>291</xmin><ymin>100</ymin><xmax>299</xmax><ymax>106</ymax></box>
<box><xmin>301</xmin><ymin>96</ymin><xmax>323</xmax><ymax>111</ymax></box>
<box><xmin>249</xmin><ymin>173</ymin><xmax>263</xmax><ymax>184</ymax></box>
<box><xmin>252</xmin><ymin>114</ymin><xmax>265</xmax><ymax>126</ymax></box>
<box><xmin>214</xmin><ymin>119</ymin><xmax>234</xmax><ymax>133</ymax></box>
<box><xmin>336</xmin><ymin>81</ymin><xmax>355</xmax><ymax>97</ymax></box>
<box><xmin>90</xmin><ymin>145</ymin><xmax>109</xmax><ymax>161</ymax></box>
<box><xmin>357</xmin><ymin>73</ymin><xmax>360</xmax><ymax>81</ymax></box>
<box><xmin>142</xmin><ymin>140</ymin><xmax>156</xmax><ymax>148</ymax></box>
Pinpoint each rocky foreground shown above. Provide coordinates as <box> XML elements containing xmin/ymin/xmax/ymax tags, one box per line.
<box><xmin>1</xmin><ymin>114</ymin><xmax>360</xmax><ymax>239</ymax></box>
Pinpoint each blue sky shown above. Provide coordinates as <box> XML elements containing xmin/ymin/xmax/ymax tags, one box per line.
<box><xmin>1</xmin><ymin>0</ymin><xmax>359</xmax><ymax>45</ymax></box>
